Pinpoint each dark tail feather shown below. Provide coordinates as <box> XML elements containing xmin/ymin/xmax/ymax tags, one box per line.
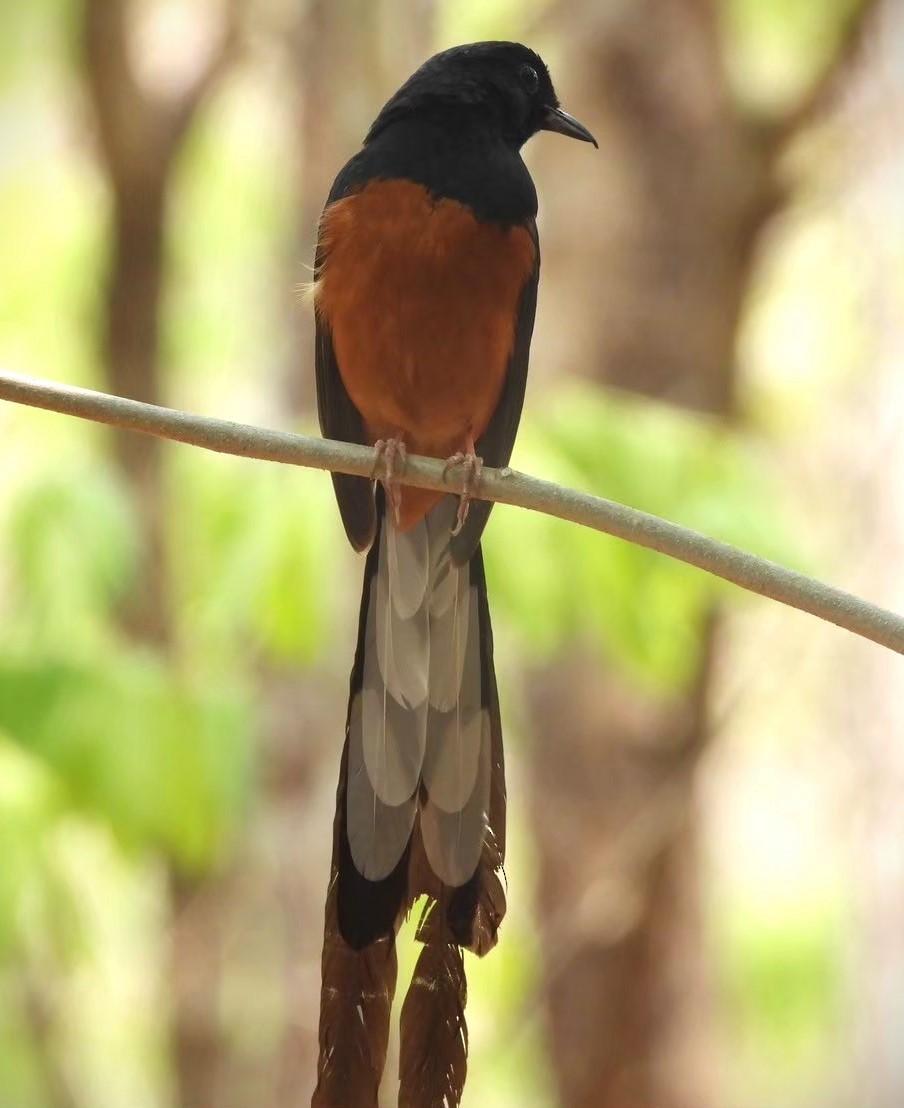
<box><xmin>313</xmin><ymin>519</ymin><xmax>409</xmax><ymax>1106</ymax></box>
<box><xmin>437</xmin><ymin>543</ymin><xmax>507</xmax><ymax>958</ymax></box>
<box><xmin>311</xmin><ymin>874</ymin><xmax>397</xmax><ymax>1108</ymax></box>
<box><xmin>452</xmin><ymin>543</ymin><xmax>507</xmax><ymax>956</ymax></box>
<box><xmin>398</xmin><ymin>544</ymin><xmax>507</xmax><ymax>1107</ymax></box>
<box><xmin>336</xmin><ymin>513</ymin><xmax>412</xmax><ymax>948</ymax></box>
<box><xmin>399</xmin><ymin>902</ymin><xmax>468</xmax><ymax>1108</ymax></box>
<box><xmin>312</xmin><ymin>737</ymin><xmax>403</xmax><ymax>1107</ymax></box>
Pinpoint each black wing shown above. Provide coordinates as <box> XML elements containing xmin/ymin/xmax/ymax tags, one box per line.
<box><xmin>314</xmin><ymin>160</ymin><xmax>377</xmax><ymax>552</ymax></box>
<box><xmin>450</xmin><ymin>220</ymin><xmax>540</xmax><ymax>566</ymax></box>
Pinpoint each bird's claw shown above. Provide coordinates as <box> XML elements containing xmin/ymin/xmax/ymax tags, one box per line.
<box><xmin>443</xmin><ymin>451</ymin><xmax>483</xmax><ymax>536</ymax></box>
<box><xmin>372</xmin><ymin>437</ymin><xmax>407</xmax><ymax>525</ymax></box>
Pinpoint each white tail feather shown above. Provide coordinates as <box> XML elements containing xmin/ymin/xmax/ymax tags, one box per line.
<box><xmin>427</xmin><ymin>568</ymin><xmax>470</xmax><ymax>711</ymax></box>
<box><xmin>348</xmin><ymin>498</ymin><xmax>490</xmax><ymax>888</ymax></box>
<box><xmin>376</xmin><ymin>521</ymin><xmax>429</xmax><ymax>709</ymax></box>
<box><xmin>361</xmin><ymin>580</ymin><xmax>426</xmax><ymax>805</ymax></box>
<box><xmin>420</xmin><ymin>709</ymin><xmax>491</xmax><ymax>887</ymax></box>
<box><xmin>387</xmin><ymin>520</ymin><xmax>429</xmax><ymax>619</ymax></box>
<box><xmin>423</xmin><ymin>585</ymin><xmax>482</xmax><ymax>809</ymax></box>
<box><xmin>347</xmin><ymin>688</ymin><xmax>417</xmax><ymax>880</ymax></box>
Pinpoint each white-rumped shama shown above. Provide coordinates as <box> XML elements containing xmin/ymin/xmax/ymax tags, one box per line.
<box><xmin>311</xmin><ymin>41</ymin><xmax>596</xmax><ymax>1108</ymax></box>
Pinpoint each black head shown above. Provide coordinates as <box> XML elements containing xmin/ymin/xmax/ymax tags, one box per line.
<box><xmin>366</xmin><ymin>41</ymin><xmax>597</xmax><ymax>151</ymax></box>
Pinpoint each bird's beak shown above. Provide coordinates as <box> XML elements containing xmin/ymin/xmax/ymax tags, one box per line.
<box><xmin>540</xmin><ymin>106</ymin><xmax>598</xmax><ymax>148</ymax></box>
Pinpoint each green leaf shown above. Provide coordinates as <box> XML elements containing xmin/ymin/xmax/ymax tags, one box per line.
<box><xmin>722</xmin><ymin>0</ymin><xmax>867</xmax><ymax>111</ymax></box>
<box><xmin>0</xmin><ymin>738</ymin><xmax>65</xmax><ymax>958</ymax></box>
<box><xmin>170</xmin><ymin>450</ymin><xmax>342</xmax><ymax>667</ymax></box>
<box><xmin>0</xmin><ymin>654</ymin><xmax>253</xmax><ymax>873</ymax></box>
<box><xmin>4</xmin><ymin>461</ymin><xmax>138</xmax><ymax>650</ymax></box>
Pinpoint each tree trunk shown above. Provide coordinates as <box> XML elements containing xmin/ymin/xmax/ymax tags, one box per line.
<box><xmin>105</xmin><ymin>183</ymin><xmax>171</xmax><ymax>642</ymax></box>
<box><xmin>82</xmin><ymin>2</ymin><xmax>241</xmax><ymax>1103</ymax></box>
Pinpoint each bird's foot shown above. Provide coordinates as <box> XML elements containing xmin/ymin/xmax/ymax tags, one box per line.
<box><xmin>443</xmin><ymin>446</ymin><xmax>483</xmax><ymax>536</ymax></box>
<box><xmin>372</xmin><ymin>436</ymin><xmax>407</xmax><ymax>525</ymax></box>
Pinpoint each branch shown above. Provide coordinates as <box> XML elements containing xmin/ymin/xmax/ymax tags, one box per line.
<box><xmin>169</xmin><ymin>0</ymin><xmax>245</xmax><ymax>143</ymax></box>
<box><xmin>82</xmin><ymin>0</ymin><xmax>245</xmax><ymax>180</ymax></box>
<box><xmin>770</xmin><ymin>0</ymin><xmax>878</xmax><ymax>141</ymax></box>
<box><xmin>2</xmin><ymin>370</ymin><xmax>902</xmax><ymax>656</ymax></box>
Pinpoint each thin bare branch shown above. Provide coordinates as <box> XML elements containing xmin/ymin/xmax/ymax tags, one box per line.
<box><xmin>772</xmin><ymin>0</ymin><xmax>879</xmax><ymax>140</ymax></box>
<box><xmin>170</xmin><ymin>0</ymin><xmax>245</xmax><ymax>142</ymax></box>
<box><xmin>1</xmin><ymin>369</ymin><xmax>902</xmax><ymax>656</ymax></box>
<box><xmin>82</xmin><ymin>0</ymin><xmax>245</xmax><ymax>177</ymax></box>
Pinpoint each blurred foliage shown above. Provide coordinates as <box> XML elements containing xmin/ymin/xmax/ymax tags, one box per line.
<box><xmin>487</xmin><ymin>383</ymin><xmax>799</xmax><ymax>691</ymax></box>
<box><xmin>440</xmin><ymin>0</ymin><xmax>547</xmax><ymax>43</ymax></box>
<box><xmin>169</xmin><ymin>454</ymin><xmax>341</xmax><ymax>668</ymax></box>
<box><xmin>167</xmin><ymin>75</ymin><xmax>298</xmax><ymax>400</ymax></box>
<box><xmin>724</xmin><ymin>0</ymin><xmax>866</xmax><ymax>111</ymax></box>
<box><xmin>0</xmin><ymin>740</ymin><xmax>73</xmax><ymax>961</ymax></box>
<box><xmin>715</xmin><ymin>885</ymin><xmax>850</xmax><ymax>1104</ymax></box>
<box><xmin>4</xmin><ymin>460</ymin><xmax>137</xmax><ymax>650</ymax></box>
<box><xmin>740</xmin><ymin>208</ymin><xmax>871</xmax><ymax>434</ymax></box>
<box><xmin>0</xmin><ymin>0</ymin><xmax>77</xmax><ymax>92</ymax></box>
<box><xmin>0</xmin><ymin>656</ymin><xmax>251</xmax><ymax>870</ymax></box>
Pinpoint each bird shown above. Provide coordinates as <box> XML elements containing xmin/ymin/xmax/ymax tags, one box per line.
<box><xmin>309</xmin><ymin>41</ymin><xmax>596</xmax><ymax>1108</ymax></box>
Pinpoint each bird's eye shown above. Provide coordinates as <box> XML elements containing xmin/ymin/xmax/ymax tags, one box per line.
<box><xmin>519</xmin><ymin>64</ymin><xmax>539</xmax><ymax>94</ymax></box>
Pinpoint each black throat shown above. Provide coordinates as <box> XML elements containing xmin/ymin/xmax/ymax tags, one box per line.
<box><xmin>331</xmin><ymin>113</ymin><xmax>539</xmax><ymax>226</ymax></box>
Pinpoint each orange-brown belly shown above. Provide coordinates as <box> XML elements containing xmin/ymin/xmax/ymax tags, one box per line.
<box><xmin>315</xmin><ymin>180</ymin><xmax>535</xmax><ymax>525</ymax></box>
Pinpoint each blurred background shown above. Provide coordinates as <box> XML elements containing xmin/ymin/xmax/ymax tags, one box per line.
<box><xmin>1</xmin><ymin>1</ymin><xmax>903</xmax><ymax>1106</ymax></box>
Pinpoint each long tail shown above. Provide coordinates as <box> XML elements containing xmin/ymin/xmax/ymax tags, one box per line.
<box><xmin>313</xmin><ymin>494</ymin><xmax>507</xmax><ymax>1108</ymax></box>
